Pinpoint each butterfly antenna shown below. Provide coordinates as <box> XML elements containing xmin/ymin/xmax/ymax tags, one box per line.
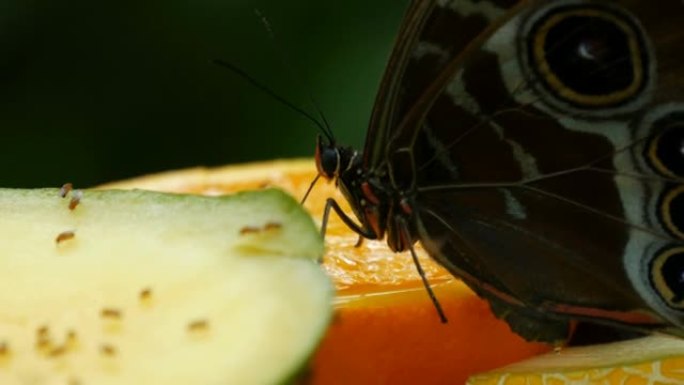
<box><xmin>306</xmin><ymin>94</ymin><xmax>334</xmax><ymax>143</ymax></box>
<box><xmin>212</xmin><ymin>59</ymin><xmax>333</xmax><ymax>143</ymax></box>
<box><xmin>254</xmin><ymin>8</ymin><xmax>336</xmax><ymax>144</ymax></box>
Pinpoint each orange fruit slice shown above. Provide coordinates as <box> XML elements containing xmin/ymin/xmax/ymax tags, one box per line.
<box><xmin>101</xmin><ymin>158</ymin><xmax>550</xmax><ymax>385</ymax></box>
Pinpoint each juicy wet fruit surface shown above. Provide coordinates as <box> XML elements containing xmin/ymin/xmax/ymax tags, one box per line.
<box><xmin>104</xmin><ymin>159</ymin><xmax>551</xmax><ymax>385</ymax></box>
<box><xmin>0</xmin><ymin>188</ymin><xmax>331</xmax><ymax>385</ymax></box>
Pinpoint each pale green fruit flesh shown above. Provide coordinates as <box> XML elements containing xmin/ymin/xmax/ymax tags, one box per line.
<box><xmin>0</xmin><ymin>188</ymin><xmax>331</xmax><ymax>385</ymax></box>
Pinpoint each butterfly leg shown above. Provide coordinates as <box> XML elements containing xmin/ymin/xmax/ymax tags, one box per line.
<box><xmin>321</xmin><ymin>197</ymin><xmax>376</xmax><ymax>241</ymax></box>
<box><xmin>399</xmin><ymin>219</ymin><xmax>448</xmax><ymax>323</ymax></box>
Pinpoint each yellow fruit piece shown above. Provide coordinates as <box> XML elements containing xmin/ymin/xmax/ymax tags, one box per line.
<box><xmin>467</xmin><ymin>335</ymin><xmax>684</xmax><ymax>385</ymax></box>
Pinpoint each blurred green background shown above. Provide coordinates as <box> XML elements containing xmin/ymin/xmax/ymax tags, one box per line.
<box><xmin>1</xmin><ymin>0</ymin><xmax>407</xmax><ymax>187</ymax></box>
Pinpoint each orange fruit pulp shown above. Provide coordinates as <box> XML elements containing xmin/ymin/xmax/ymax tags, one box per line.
<box><xmin>102</xmin><ymin>158</ymin><xmax>551</xmax><ymax>385</ymax></box>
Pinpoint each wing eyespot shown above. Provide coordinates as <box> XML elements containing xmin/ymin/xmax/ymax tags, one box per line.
<box><xmin>650</xmin><ymin>245</ymin><xmax>684</xmax><ymax>310</ymax></box>
<box><xmin>645</xmin><ymin>111</ymin><xmax>684</xmax><ymax>179</ymax></box>
<box><xmin>658</xmin><ymin>185</ymin><xmax>684</xmax><ymax>240</ymax></box>
<box><xmin>525</xmin><ymin>3</ymin><xmax>652</xmax><ymax>110</ymax></box>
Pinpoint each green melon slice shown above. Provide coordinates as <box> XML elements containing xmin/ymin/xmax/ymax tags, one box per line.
<box><xmin>0</xmin><ymin>188</ymin><xmax>331</xmax><ymax>385</ymax></box>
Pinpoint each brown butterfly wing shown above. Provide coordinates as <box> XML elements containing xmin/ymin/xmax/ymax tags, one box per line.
<box><xmin>364</xmin><ymin>0</ymin><xmax>528</xmax><ymax>168</ymax></box>
<box><xmin>368</xmin><ymin>0</ymin><xmax>684</xmax><ymax>341</ymax></box>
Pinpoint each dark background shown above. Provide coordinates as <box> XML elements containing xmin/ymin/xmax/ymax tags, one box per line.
<box><xmin>1</xmin><ymin>0</ymin><xmax>407</xmax><ymax>187</ymax></box>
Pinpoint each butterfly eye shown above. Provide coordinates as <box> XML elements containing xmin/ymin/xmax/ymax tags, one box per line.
<box><xmin>527</xmin><ymin>4</ymin><xmax>650</xmax><ymax>109</ymax></box>
<box><xmin>646</xmin><ymin>112</ymin><xmax>684</xmax><ymax>179</ymax></box>
<box><xmin>314</xmin><ymin>137</ymin><xmax>340</xmax><ymax>179</ymax></box>
<box><xmin>650</xmin><ymin>246</ymin><xmax>684</xmax><ymax>310</ymax></box>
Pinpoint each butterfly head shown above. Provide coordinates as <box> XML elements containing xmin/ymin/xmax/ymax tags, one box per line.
<box><xmin>314</xmin><ymin>135</ymin><xmax>358</xmax><ymax>181</ymax></box>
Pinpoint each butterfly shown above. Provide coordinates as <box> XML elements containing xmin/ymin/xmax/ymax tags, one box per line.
<box><xmin>313</xmin><ymin>0</ymin><xmax>684</xmax><ymax>343</ymax></box>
